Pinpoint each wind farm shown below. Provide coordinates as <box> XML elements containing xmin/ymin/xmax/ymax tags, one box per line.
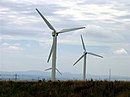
<box><xmin>1</xmin><ymin>0</ymin><xmax>130</xmax><ymax>96</ymax></box>
<box><xmin>36</xmin><ymin>8</ymin><xmax>85</xmax><ymax>81</ymax></box>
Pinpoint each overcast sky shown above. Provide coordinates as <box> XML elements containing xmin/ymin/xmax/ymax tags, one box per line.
<box><xmin>0</xmin><ymin>0</ymin><xmax>130</xmax><ymax>77</ymax></box>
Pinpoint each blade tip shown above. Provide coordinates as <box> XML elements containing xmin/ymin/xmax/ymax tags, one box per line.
<box><xmin>47</xmin><ymin>60</ymin><xmax>49</xmax><ymax>63</ymax></box>
<box><xmin>47</xmin><ymin>58</ymin><xmax>50</xmax><ymax>63</ymax></box>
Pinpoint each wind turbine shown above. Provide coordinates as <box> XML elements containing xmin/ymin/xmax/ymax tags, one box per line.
<box><xmin>73</xmin><ymin>35</ymin><xmax>103</xmax><ymax>81</ymax></box>
<box><xmin>36</xmin><ymin>8</ymin><xmax>85</xmax><ymax>81</ymax></box>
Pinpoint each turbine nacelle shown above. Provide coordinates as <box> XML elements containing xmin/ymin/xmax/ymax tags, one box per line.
<box><xmin>52</xmin><ymin>31</ymin><xmax>58</xmax><ymax>37</ymax></box>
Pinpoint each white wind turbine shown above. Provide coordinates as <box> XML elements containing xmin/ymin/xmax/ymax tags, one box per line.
<box><xmin>36</xmin><ymin>8</ymin><xmax>85</xmax><ymax>81</ymax></box>
<box><xmin>73</xmin><ymin>35</ymin><xmax>103</xmax><ymax>81</ymax></box>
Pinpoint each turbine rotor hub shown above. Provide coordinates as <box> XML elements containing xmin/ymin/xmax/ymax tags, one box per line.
<box><xmin>52</xmin><ymin>31</ymin><xmax>58</xmax><ymax>37</ymax></box>
<box><xmin>84</xmin><ymin>51</ymin><xmax>87</xmax><ymax>54</ymax></box>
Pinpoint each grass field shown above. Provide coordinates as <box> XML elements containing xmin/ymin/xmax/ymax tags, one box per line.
<box><xmin>0</xmin><ymin>80</ymin><xmax>130</xmax><ymax>97</ymax></box>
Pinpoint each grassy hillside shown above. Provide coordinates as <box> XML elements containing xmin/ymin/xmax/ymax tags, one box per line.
<box><xmin>0</xmin><ymin>80</ymin><xmax>130</xmax><ymax>97</ymax></box>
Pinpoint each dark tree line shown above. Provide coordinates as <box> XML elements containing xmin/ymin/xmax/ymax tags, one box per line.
<box><xmin>0</xmin><ymin>80</ymin><xmax>130</xmax><ymax>97</ymax></box>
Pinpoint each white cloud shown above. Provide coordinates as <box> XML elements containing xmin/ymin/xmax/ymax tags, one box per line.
<box><xmin>1</xmin><ymin>42</ymin><xmax>24</xmax><ymax>51</ymax></box>
<box><xmin>86</xmin><ymin>25</ymin><xmax>124</xmax><ymax>42</ymax></box>
<box><xmin>54</xmin><ymin>2</ymin><xmax>128</xmax><ymax>22</ymax></box>
<box><xmin>8</xmin><ymin>45</ymin><xmax>23</xmax><ymax>51</ymax></box>
<box><xmin>113</xmin><ymin>48</ymin><xmax>128</xmax><ymax>55</ymax></box>
<box><xmin>57</xmin><ymin>24</ymin><xmax>124</xmax><ymax>46</ymax></box>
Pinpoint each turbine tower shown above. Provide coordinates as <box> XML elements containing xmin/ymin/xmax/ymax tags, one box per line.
<box><xmin>109</xmin><ymin>68</ymin><xmax>111</xmax><ymax>81</ymax></box>
<box><xmin>73</xmin><ymin>35</ymin><xmax>103</xmax><ymax>81</ymax></box>
<box><xmin>36</xmin><ymin>8</ymin><xmax>85</xmax><ymax>81</ymax></box>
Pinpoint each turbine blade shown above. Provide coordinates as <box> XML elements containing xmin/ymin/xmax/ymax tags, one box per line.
<box><xmin>58</xmin><ymin>27</ymin><xmax>85</xmax><ymax>34</ymax></box>
<box><xmin>81</xmin><ymin>35</ymin><xmax>86</xmax><ymax>51</ymax></box>
<box><xmin>47</xmin><ymin>42</ymin><xmax>54</xmax><ymax>63</ymax></box>
<box><xmin>87</xmin><ymin>52</ymin><xmax>103</xmax><ymax>58</ymax></box>
<box><xmin>56</xmin><ymin>68</ymin><xmax>62</xmax><ymax>75</ymax></box>
<box><xmin>73</xmin><ymin>53</ymin><xmax>86</xmax><ymax>66</ymax></box>
<box><xmin>36</xmin><ymin>8</ymin><xmax>56</xmax><ymax>31</ymax></box>
<box><xmin>45</xmin><ymin>68</ymin><xmax>62</xmax><ymax>75</ymax></box>
<box><xmin>45</xmin><ymin>68</ymin><xmax>52</xmax><ymax>71</ymax></box>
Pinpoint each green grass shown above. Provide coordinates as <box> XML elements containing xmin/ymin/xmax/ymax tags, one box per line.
<box><xmin>0</xmin><ymin>80</ymin><xmax>130</xmax><ymax>97</ymax></box>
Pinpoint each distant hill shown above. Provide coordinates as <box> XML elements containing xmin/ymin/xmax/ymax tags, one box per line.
<box><xmin>0</xmin><ymin>70</ymin><xmax>130</xmax><ymax>81</ymax></box>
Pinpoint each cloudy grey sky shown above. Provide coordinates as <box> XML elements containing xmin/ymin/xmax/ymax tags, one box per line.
<box><xmin>0</xmin><ymin>0</ymin><xmax>130</xmax><ymax>77</ymax></box>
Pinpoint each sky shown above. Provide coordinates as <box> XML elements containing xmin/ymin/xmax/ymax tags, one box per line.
<box><xmin>0</xmin><ymin>0</ymin><xmax>130</xmax><ymax>77</ymax></box>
